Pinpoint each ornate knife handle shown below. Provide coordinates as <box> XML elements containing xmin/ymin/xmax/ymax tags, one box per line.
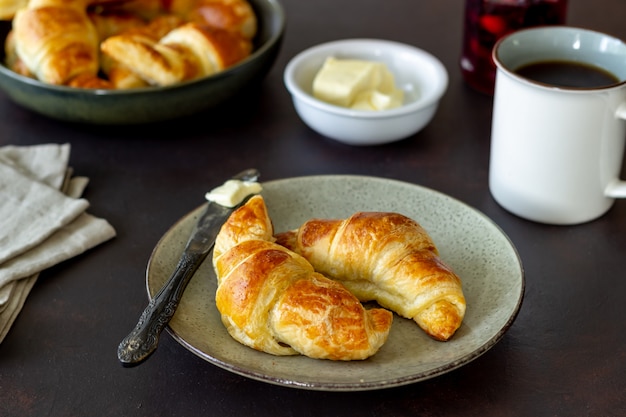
<box><xmin>117</xmin><ymin>168</ymin><xmax>260</xmax><ymax>367</ymax></box>
<box><xmin>117</xmin><ymin>251</ymin><xmax>205</xmax><ymax>366</ymax></box>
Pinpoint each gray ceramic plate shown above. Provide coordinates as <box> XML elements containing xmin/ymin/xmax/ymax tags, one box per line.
<box><xmin>146</xmin><ymin>175</ymin><xmax>524</xmax><ymax>391</ymax></box>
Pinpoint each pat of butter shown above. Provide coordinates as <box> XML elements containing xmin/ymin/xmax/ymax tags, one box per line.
<box><xmin>312</xmin><ymin>57</ymin><xmax>404</xmax><ymax>110</ymax></box>
<box><xmin>205</xmin><ymin>179</ymin><xmax>262</xmax><ymax>208</ymax></box>
<box><xmin>351</xmin><ymin>89</ymin><xmax>404</xmax><ymax>111</ymax></box>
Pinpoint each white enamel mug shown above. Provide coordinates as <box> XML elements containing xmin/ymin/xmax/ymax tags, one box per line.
<box><xmin>489</xmin><ymin>26</ymin><xmax>626</xmax><ymax>225</ymax></box>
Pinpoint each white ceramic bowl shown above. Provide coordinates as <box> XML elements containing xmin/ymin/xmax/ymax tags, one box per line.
<box><xmin>284</xmin><ymin>39</ymin><xmax>448</xmax><ymax>145</ymax></box>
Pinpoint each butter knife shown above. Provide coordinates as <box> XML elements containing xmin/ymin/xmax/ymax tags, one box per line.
<box><xmin>117</xmin><ymin>168</ymin><xmax>260</xmax><ymax>366</ymax></box>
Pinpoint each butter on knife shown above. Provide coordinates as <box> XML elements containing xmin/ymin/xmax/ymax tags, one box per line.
<box><xmin>205</xmin><ymin>179</ymin><xmax>263</xmax><ymax>208</ymax></box>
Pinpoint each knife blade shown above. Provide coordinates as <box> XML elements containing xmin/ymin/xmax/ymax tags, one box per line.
<box><xmin>117</xmin><ymin>168</ymin><xmax>260</xmax><ymax>366</ymax></box>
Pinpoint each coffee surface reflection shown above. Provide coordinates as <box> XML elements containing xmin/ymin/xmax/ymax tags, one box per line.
<box><xmin>515</xmin><ymin>61</ymin><xmax>620</xmax><ymax>88</ymax></box>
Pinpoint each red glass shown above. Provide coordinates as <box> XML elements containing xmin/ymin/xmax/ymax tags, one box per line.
<box><xmin>460</xmin><ymin>0</ymin><xmax>568</xmax><ymax>95</ymax></box>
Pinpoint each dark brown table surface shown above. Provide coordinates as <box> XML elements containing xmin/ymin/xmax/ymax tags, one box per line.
<box><xmin>1</xmin><ymin>0</ymin><xmax>625</xmax><ymax>416</ymax></box>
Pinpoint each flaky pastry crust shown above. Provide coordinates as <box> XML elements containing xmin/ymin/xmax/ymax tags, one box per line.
<box><xmin>212</xmin><ymin>195</ymin><xmax>393</xmax><ymax>360</ymax></box>
<box><xmin>276</xmin><ymin>212</ymin><xmax>467</xmax><ymax>341</ymax></box>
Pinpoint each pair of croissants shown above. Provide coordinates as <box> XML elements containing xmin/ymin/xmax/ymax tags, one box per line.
<box><xmin>212</xmin><ymin>195</ymin><xmax>467</xmax><ymax>361</ymax></box>
<box><xmin>1</xmin><ymin>0</ymin><xmax>256</xmax><ymax>88</ymax></box>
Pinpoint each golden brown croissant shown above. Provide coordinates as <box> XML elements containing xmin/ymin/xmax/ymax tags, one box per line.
<box><xmin>180</xmin><ymin>0</ymin><xmax>257</xmax><ymax>39</ymax></box>
<box><xmin>0</xmin><ymin>0</ymin><xmax>27</xmax><ymax>20</ymax></box>
<box><xmin>88</xmin><ymin>8</ymin><xmax>148</xmax><ymax>41</ymax></box>
<box><xmin>212</xmin><ymin>195</ymin><xmax>393</xmax><ymax>360</ymax></box>
<box><xmin>96</xmin><ymin>0</ymin><xmax>256</xmax><ymax>39</ymax></box>
<box><xmin>104</xmin><ymin>12</ymin><xmax>185</xmax><ymax>40</ymax></box>
<box><xmin>275</xmin><ymin>212</ymin><xmax>466</xmax><ymax>341</ymax></box>
<box><xmin>12</xmin><ymin>0</ymin><xmax>103</xmax><ymax>85</ymax></box>
<box><xmin>4</xmin><ymin>30</ymin><xmax>33</xmax><ymax>78</ymax></box>
<box><xmin>100</xmin><ymin>21</ymin><xmax>251</xmax><ymax>86</ymax></box>
<box><xmin>105</xmin><ymin>0</ymin><xmax>170</xmax><ymax>20</ymax></box>
<box><xmin>93</xmin><ymin>13</ymin><xmax>185</xmax><ymax>88</ymax></box>
<box><xmin>99</xmin><ymin>55</ymin><xmax>148</xmax><ymax>89</ymax></box>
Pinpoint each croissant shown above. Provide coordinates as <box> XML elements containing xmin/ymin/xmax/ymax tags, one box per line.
<box><xmin>12</xmin><ymin>0</ymin><xmax>103</xmax><ymax>85</ymax></box>
<box><xmin>0</xmin><ymin>0</ymin><xmax>27</xmax><ymax>20</ymax></box>
<box><xmin>65</xmin><ymin>72</ymin><xmax>113</xmax><ymax>88</ymax></box>
<box><xmin>275</xmin><ymin>212</ymin><xmax>466</xmax><ymax>341</ymax></box>
<box><xmin>212</xmin><ymin>195</ymin><xmax>393</xmax><ymax>360</ymax></box>
<box><xmin>100</xmin><ymin>21</ymin><xmax>251</xmax><ymax>86</ymax></box>
<box><xmin>88</xmin><ymin>8</ymin><xmax>148</xmax><ymax>41</ymax></box>
<box><xmin>180</xmin><ymin>0</ymin><xmax>257</xmax><ymax>39</ymax></box>
<box><xmin>4</xmin><ymin>30</ymin><xmax>32</xmax><ymax>78</ymax></box>
<box><xmin>105</xmin><ymin>0</ymin><xmax>171</xmax><ymax>20</ymax></box>
<box><xmin>94</xmin><ymin>13</ymin><xmax>185</xmax><ymax>88</ymax></box>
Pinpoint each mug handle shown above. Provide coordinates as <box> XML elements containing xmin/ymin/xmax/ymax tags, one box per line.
<box><xmin>606</xmin><ymin>180</ymin><xmax>626</xmax><ymax>197</ymax></box>
<box><xmin>606</xmin><ymin>103</ymin><xmax>626</xmax><ymax>198</ymax></box>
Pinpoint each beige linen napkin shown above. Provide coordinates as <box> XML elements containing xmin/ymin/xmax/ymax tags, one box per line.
<box><xmin>0</xmin><ymin>143</ymin><xmax>116</xmax><ymax>343</ymax></box>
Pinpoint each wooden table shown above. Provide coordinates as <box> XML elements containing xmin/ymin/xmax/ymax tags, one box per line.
<box><xmin>1</xmin><ymin>0</ymin><xmax>625</xmax><ymax>415</ymax></box>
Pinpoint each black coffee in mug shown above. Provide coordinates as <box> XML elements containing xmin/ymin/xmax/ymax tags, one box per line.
<box><xmin>490</xmin><ymin>26</ymin><xmax>626</xmax><ymax>224</ymax></box>
<box><xmin>515</xmin><ymin>60</ymin><xmax>620</xmax><ymax>88</ymax></box>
